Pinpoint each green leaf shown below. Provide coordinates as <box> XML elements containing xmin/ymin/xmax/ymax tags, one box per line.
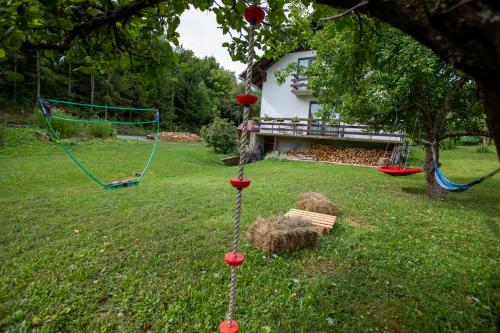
<box><xmin>0</xmin><ymin>48</ymin><xmax>5</xmax><ymax>59</ymax></box>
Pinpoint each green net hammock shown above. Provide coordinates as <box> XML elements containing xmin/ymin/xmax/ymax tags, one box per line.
<box><xmin>38</xmin><ymin>98</ymin><xmax>160</xmax><ymax>190</ymax></box>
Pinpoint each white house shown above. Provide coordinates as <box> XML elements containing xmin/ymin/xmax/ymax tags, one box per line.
<box><xmin>240</xmin><ymin>49</ymin><xmax>403</xmax><ymax>154</ymax></box>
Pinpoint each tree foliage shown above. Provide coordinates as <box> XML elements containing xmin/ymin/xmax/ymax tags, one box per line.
<box><xmin>200</xmin><ymin>117</ymin><xmax>237</xmax><ymax>153</ymax></box>
<box><xmin>0</xmin><ymin>46</ymin><xmax>245</xmax><ymax>132</ymax></box>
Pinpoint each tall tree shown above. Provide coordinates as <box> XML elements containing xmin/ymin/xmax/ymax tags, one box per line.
<box><xmin>36</xmin><ymin>50</ymin><xmax>40</xmax><ymax>99</ymax></box>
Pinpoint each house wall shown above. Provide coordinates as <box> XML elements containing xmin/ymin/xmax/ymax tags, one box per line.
<box><xmin>260</xmin><ymin>50</ymin><xmax>316</xmax><ymax>119</ymax></box>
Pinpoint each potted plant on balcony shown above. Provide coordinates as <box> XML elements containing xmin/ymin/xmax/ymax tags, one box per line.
<box><xmin>328</xmin><ymin>119</ymin><xmax>340</xmax><ymax>126</ymax></box>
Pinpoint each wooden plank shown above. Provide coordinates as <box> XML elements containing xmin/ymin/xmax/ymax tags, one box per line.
<box><xmin>288</xmin><ymin>210</ymin><xmax>334</xmax><ymax>219</ymax></box>
<box><xmin>288</xmin><ymin>209</ymin><xmax>336</xmax><ymax>221</ymax></box>
<box><xmin>287</xmin><ymin>212</ymin><xmax>333</xmax><ymax>223</ymax></box>
<box><xmin>288</xmin><ymin>215</ymin><xmax>334</xmax><ymax>225</ymax></box>
<box><xmin>285</xmin><ymin>209</ymin><xmax>337</xmax><ymax>232</ymax></box>
<box><xmin>311</xmin><ymin>222</ymin><xmax>334</xmax><ymax>229</ymax></box>
<box><xmin>287</xmin><ymin>211</ymin><xmax>335</xmax><ymax>221</ymax></box>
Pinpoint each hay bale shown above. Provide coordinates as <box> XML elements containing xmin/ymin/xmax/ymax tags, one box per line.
<box><xmin>297</xmin><ymin>192</ymin><xmax>337</xmax><ymax>216</ymax></box>
<box><xmin>248</xmin><ymin>215</ymin><xmax>320</xmax><ymax>254</ymax></box>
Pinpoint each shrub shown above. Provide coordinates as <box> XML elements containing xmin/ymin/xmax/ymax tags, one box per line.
<box><xmin>50</xmin><ymin>117</ymin><xmax>79</xmax><ymax>138</ymax></box>
<box><xmin>440</xmin><ymin>139</ymin><xmax>457</xmax><ymax>150</ymax></box>
<box><xmin>264</xmin><ymin>151</ymin><xmax>288</xmax><ymax>161</ymax></box>
<box><xmin>460</xmin><ymin>136</ymin><xmax>481</xmax><ymax>145</ymax></box>
<box><xmin>476</xmin><ymin>143</ymin><xmax>491</xmax><ymax>154</ymax></box>
<box><xmin>200</xmin><ymin>117</ymin><xmax>237</xmax><ymax>153</ymax></box>
<box><xmin>85</xmin><ymin>121</ymin><xmax>116</xmax><ymax>138</ymax></box>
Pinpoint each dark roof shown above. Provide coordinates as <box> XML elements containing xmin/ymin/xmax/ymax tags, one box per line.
<box><xmin>238</xmin><ymin>58</ymin><xmax>275</xmax><ymax>89</ymax></box>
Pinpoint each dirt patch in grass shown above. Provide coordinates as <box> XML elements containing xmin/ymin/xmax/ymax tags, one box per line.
<box><xmin>345</xmin><ymin>215</ymin><xmax>378</xmax><ymax>231</ymax></box>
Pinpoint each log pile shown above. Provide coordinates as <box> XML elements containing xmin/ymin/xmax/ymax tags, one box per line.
<box><xmin>158</xmin><ymin>132</ymin><xmax>201</xmax><ymax>142</ymax></box>
<box><xmin>287</xmin><ymin>144</ymin><xmax>389</xmax><ymax>166</ymax></box>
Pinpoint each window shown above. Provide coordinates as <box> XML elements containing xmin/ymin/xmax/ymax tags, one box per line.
<box><xmin>298</xmin><ymin>57</ymin><xmax>315</xmax><ymax>68</ymax></box>
<box><xmin>309</xmin><ymin>102</ymin><xmax>323</xmax><ymax>118</ymax></box>
<box><xmin>309</xmin><ymin>102</ymin><xmax>340</xmax><ymax>121</ymax></box>
<box><xmin>297</xmin><ymin>57</ymin><xmax>315</xmax><ymax>80</ymax></box>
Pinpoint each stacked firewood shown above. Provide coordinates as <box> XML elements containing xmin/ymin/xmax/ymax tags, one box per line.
<box><xmin>288</xmin><ymin>144</ymin><xmax>389</xmax><ymax>166</ymax></box>
<box><xmin>158</xmin><ymin>132</ymin><xmax>201</xmax><ymax>142</ymax></box>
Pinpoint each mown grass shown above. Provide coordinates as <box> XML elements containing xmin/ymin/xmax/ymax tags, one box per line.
<box><xmin>0</xmin><ymin>127</ymin><xmax>499</xmax><ymax>332</ymax></box>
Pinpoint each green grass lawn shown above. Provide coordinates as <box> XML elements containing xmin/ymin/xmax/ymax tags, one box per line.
<box><xmin>1</xmin><ymin>128</ymin><xmax>499</xmax><ymax>332</ymax></box>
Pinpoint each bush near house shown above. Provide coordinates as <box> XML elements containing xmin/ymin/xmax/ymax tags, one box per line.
<box><xmin>264</xmin><ymin>151</ymin><xmax>289</xmax><ymax>161</ymax></box>
<box><xmin>200</xmin><ymin>117</ymin><xmax>237</xmax><ymax>153</ymax></box>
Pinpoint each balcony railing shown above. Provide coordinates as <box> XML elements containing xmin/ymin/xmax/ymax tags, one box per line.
<box><xmin>290</xmin><ymin>74</ymin><xmax>311</xmax><ymax>96</ymax></box>
<box><xmin>253</xmin><ymin>117</ymin><xmax>404</xmax><ymax>142</ymax></box>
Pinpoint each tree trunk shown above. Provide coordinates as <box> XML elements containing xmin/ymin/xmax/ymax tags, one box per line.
<box><xmin>90</xmin><ymin>74</ymin><xmax>95</xmax><ymax>111</ymax></box>
<box><xmin>423</xmin><ymin>138</ymin><xmax>445</xmax><ymax>200</ymax></box>
<box><xmin>68</xmin><ymin>62</ymin><xmax>72</xmax><ymax>94</ymax></box>
<box><xmin>105</xmin><ymin>82</ymin><xmax>109</xmax><ymax>120</ymax></box>
<box><xmin>36</xmin><ymin>49</ymin><xmax>40</xmax><ymax>99</ymax></box>
<box><xmin>13</xmin><ymin>52</ymin><xmax>17</xmax><ymax>102</ymax></box>
<box><xmin>479</xmin><ymin>83</ymin><xmax>500</xmax><ymax>159</ymax></box>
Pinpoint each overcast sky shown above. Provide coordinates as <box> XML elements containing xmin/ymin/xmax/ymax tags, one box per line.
<box><xmin>178</xmin><ymin>8</ymin><xmax>246</xmax><ymax>75</ymax></box>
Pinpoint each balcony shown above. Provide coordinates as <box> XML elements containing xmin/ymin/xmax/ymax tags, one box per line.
<box><xmin>291</xmin><ymin>74</ymin><xmax>312</xmax><ymax>96</ymax></box>
<box><xmin>253</xmin><ymin>117</ymin><xmax>404</xmax><ymax>143</ymax></box>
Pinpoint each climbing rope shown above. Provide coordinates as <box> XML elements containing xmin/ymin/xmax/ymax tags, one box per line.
<box><xmin>220</xmin><ymin>4</ymin><xmax>265</xmax><ymax>333</ymax></box>
<box><xmin>403</xmin><ymin>116</ymin><xmax>419</xmax><ymax>168</ymax></box>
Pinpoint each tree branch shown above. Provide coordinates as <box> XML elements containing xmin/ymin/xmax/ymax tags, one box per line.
<box><xmin>439</xmin><ymin>130</ymin><xmax>490</xmax><ymax>140</ymax></box>
<box><xmin>320</xmin><ymin>1</ymin><xmax>369</xmax><ymax>21</ymax></box>
<box><xmin>437</xmin><ymin>75</ymin><xmax>468</xmax><ymax>134</ymax></box>
<box><xmin>23</xmin><ymin>0</ymin><xmax>167</xmax><ymax>51</ymax></box>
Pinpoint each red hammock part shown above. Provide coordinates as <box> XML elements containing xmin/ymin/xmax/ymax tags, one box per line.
<box><xmin>378</xmin><ymin>166</ymin><xmax>423</xmax><ymax>176</ymax></box>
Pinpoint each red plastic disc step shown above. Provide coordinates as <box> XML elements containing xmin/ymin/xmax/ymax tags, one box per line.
<box><xmin>220</xmin><ymin>320</ymin><xmax>239</xmax><ymax>333</ymax></box>
<box><xmin>244</xmin><ymin>6</ymin><xmax>265</xmax><ymax>25</ymax></box>
<box><xmin>235</xmin><ymin>94</ymin><xmax>258</xmax><ymax>105</ymax></box>
<box><xmin>224</xmin><ymin>252</ymin><xmax>245</xmax><ymax>267</ymax></box>
<box><xmin>230</xmin><ymin>178</ymin><xmax>251</xmax><ymax>189</ymax></box>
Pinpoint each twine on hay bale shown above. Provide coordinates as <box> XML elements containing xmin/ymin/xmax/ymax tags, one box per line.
<box><xmin>297</xmin><ymin>192</ymin><xmax>337</xmax><ymax>216</ymax></box>
<box><xmin>248</xmin><ymin>215</ymin><xmax>321</xmax><ymax>254</ymax></box>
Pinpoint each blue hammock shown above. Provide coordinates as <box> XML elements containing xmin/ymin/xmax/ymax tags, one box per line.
<box><xmin>433</xmin><ymin>162</ymin><xmax>499</xmax><ymax>192</ymax></box>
